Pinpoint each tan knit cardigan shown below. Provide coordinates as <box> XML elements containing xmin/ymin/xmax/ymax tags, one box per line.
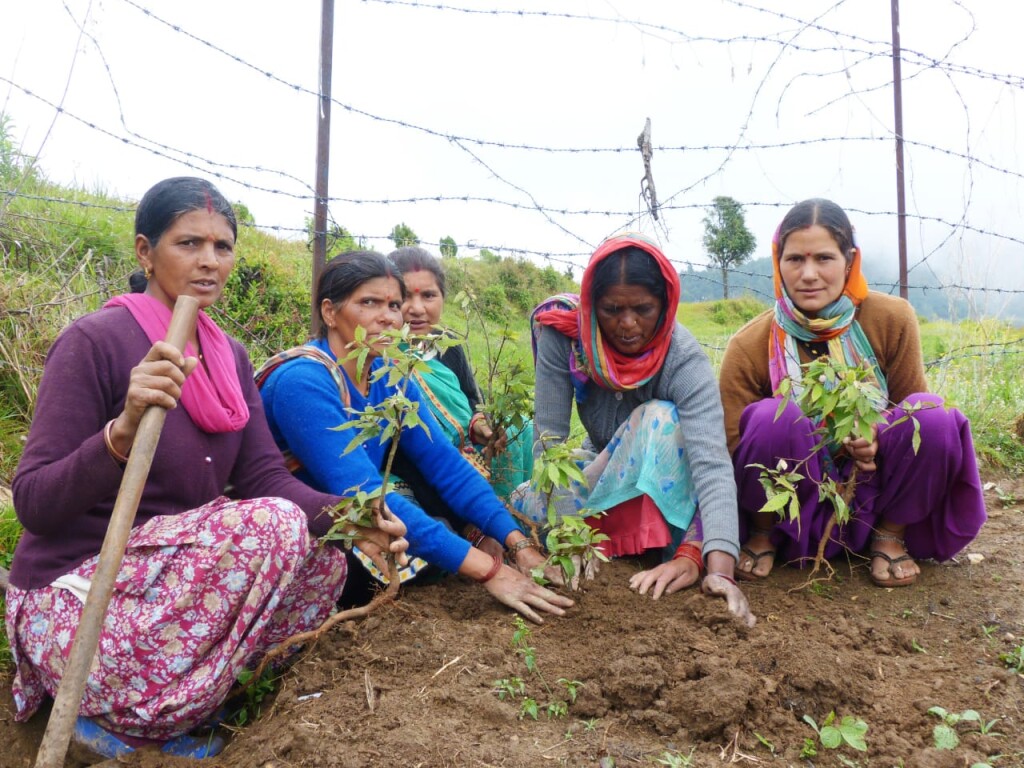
<box><xmin>718</xmin><ymin>291</ymin><xmax>929</xmax><ymax>454</ymax></box>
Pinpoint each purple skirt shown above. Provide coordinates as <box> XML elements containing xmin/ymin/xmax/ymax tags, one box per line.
<box><xmin>733</xmin><ymin>394</ymin><xmax>986</xmax><ymax>568</ymax></box>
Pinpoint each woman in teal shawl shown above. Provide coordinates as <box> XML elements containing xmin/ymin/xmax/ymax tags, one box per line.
<box><xmin>388</xmin><ymin>247</ymin><xmax>535</xmax><ymax>510</ymax></box>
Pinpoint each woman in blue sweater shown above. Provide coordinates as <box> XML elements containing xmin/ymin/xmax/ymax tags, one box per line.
<box><xmin>258</xmin><ymin>251</ymin><xmax>572</xmax><ymax>623</ymax></box>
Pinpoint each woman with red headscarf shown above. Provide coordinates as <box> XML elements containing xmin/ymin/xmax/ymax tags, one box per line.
<box><xmin>719</xmin><ymin>198</ymin><xmax>985</xmax><ymax>585</ymax></box>
<box><xmin>515</xmin><ymin>233</ymin><xmax>754</xmax><ymax>627</ymax></box>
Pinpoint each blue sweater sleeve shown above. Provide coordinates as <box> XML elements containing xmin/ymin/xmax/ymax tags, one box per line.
<box><xmin>398</xmin><ymin>378</ymin><xmax>519</xmax><ymax>545</ymax></box>
<box><xmin>262</xmin><ymin>359</ymin><xmax>470</xmax><ymax>573</ymax></box>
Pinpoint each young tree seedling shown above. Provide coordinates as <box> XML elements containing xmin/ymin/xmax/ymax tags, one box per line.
<box><xmin>526</xmin><ymin>438</ymin><xmax>610</xmax><ymax>591</ymax></box>
<box><xmin>751</xmin><ymin>357</ymin><xmax>928</xmax><ymax>585</ymax></box>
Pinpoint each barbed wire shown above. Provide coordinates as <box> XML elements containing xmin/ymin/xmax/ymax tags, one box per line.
<box><xmin>6</xmin><ymin>186</ymin><xmax>1024</xmax><ymax>249</ymax></box>
<box><xmin>3</xmin><ymin>2</ymin><xmax>1020</xmax><ymax>306</ymax></box>
<box><xmin>0</xmin><ymin>76</ymin><xmax>314</xmax><ymax>202</ymax></box>
<box><xmin>121</xmin><ymin>0</ymin><xmax>1023</xmax><ymax>157</ymax></box>
<box><xmin>360</xmin><ymin>0</ymin><xmax>1023</xmax><ymax>89</ymax></box>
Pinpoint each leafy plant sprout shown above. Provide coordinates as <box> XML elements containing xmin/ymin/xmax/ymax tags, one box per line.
<box><xmin>245</xmin><ymin>326</ymin><xmax>446</xmax><ymax>680</ymax></box>
<box><xmin>802</xmin><ymin>711</ymin><xmax>869</xmax><ymax>754</ymax></box>
<box><xmin>650</xmin><ymin>747</ymin><xmax>696</xmax><ymax>767</ymax></box>
<box><xmin>998</xmin><ymin>642</ymin><xmax>1024</xmax><ymax>674</ymax></box>
<box><xmin>928</xmin><ymin>706</ymin><xmax>1002</xmax><ymax>750</ymax></box>
<box><xmin>750</xmin><ymin>357</ymin><xmax>929</xmax><ymax>586</ymax></box>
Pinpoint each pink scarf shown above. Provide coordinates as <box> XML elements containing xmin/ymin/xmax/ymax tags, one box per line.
<box><xmin>104</xmin><ymin>293</ymin><xmax>250</xmax><ymax>433</ymax></box>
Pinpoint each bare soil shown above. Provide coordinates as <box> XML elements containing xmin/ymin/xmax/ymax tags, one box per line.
<box><xmin>2</xmin><ymin>481</ymin><xmax>1023</xmax><ymax>768</ymax></box>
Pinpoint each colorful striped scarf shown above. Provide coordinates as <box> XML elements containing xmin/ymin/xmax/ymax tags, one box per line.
<box><xmin>531</xmin><ymin>233</ymin><xmax>680</xmax><ymax>400</ymax></box>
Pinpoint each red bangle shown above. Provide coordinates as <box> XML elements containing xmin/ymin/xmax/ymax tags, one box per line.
<box><xmin>707</xmin><ymin>571</ymin><xmax>737</xmax><ymax>587</ymax></box>
<box><xmin>672</xmin><ymin>542</ymin><xmax>704</xmax><ymax>573</ymax></box>
<box><xmin>475</xmin><ymin>554</ymin><xmax>503</xmax><ymax>584</ymax></box>
<box><xmin>468</xmin><ymin>413</ymin><xmax>486</xmax><ymax>444</ymax></box>
<box><xmin>463</xmin><ymin>525</ymin><xmax>486</xmax><ymax>548</ymax></box>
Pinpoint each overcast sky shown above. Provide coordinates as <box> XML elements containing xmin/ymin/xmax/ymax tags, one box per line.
<box><xmin>2</xmin><ymin>0</ymin><xmax>1022</xmax><ymax>300</ymax></box>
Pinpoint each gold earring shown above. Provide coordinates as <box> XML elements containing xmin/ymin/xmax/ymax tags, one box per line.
<box><xmin>144</xmin><ymin>266</ymin><xmax>152</xmax><ymax>280</ymax></box>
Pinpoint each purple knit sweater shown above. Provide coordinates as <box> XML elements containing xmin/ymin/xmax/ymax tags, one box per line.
<box><xmin>10</xmin><ymin>306</ymin><xmax>341</xmax><ymax>590</ymax></box>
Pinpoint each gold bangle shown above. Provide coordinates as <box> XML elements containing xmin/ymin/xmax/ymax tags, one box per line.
<box><xmin>508</xmin><ymin>538</ymin><xmax>541</xmax><ymax>557</ymax></box>
<box><xmin>103</xmin><ymin>419</ymin><xmax>130</xmax><ymax>464</ymax></box>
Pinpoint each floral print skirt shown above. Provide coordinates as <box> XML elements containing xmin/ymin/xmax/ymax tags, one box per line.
<box><xmin>5</xmin><ymin>496</ymin><xmax>347</xmax><ymax>741</ymax></box>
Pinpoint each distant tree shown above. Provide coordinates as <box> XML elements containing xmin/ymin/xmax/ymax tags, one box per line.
<box><xmin>702</xmin><ymin>196</ymin><xmax>756</xmax><ymax>299</ymax></box>
<box><xmin>390</xmin><ymin>223</ymin><xmax>419</xmax><ymax>249</ymax></box>
<box><xmin>439</xmin><ymin>235</ymin><xmax>458</xmax><ymax>259</ymax></box>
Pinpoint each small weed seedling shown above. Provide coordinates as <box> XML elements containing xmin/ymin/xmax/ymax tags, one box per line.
<box><xmin>230</xmin><ymin>667</ymin><xmax>280</xmax><ymax>726</ymax></box>
<box><xmin>650</xmin><ymin>747</ymin><xmax>696</xmax><ymax>767</ymax></box>
<box><xmin>929</xmin><ymin>706</ymin><xmax>1002</xmax><ymax>749</ymax></box>
<box><xmin>802</xmin><ymin>711</ymin><xmax>869</xmax><ymax>754</ymax></box>
<box><xmin>753</xmin><ymin>732</ymin><xmax>775</xmax><ymax>754</ymax></box>
<box><xmin>999</xmin><ymin>642</ymin><xmax>1024</xmax><ymax>674</ymax></box>
<box><xmin>492</xmin><ymin>617</ymin><xmax>582</xmax><ymax>720</ymax></box>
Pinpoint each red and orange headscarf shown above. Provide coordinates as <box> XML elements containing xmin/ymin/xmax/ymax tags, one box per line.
<box><xmin>532</xmin><ymin>233</ymin><xmax>680</xmax><ymax>394</ymax></box>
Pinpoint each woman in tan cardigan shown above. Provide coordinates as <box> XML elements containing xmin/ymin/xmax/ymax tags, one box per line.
<box><xmin>719</xmin><ymin>198</ymin><xmax>985</xmax><ymax>586</ymax></box>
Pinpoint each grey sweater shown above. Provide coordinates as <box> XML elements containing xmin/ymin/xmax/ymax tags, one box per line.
<box><xmin>533</xmin><ymin>322</ymin><xmax>740</xmax><ymax>561</ymax></box>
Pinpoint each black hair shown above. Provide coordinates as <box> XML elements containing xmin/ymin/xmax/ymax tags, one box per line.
<box><xmin>589</xmin><ymin>246</ymin><xmax>668</xmax><ymax>307</ymax></box>
<box><xmin>135</xmin><ymin>177</ymin><xmax>238</xmax><ymax>247</ymax></box>
<box><xmin>316</xmin><ymin>250</ymin><xmax>406</xmax><ymax>338</ymax></box>
<box><xmin>777</xmin><ymin>198</ymin><xmax>856</xmax><ymax>263</ymax></box>
<box><xmin>388</xmin><ymin>246</ymin><xmax>446</xmax><ymax>296</ymax></box>
<box><xmin>128</xmin><ymin>270</ymin><xmax>148</xmax><ymax>293</ymax></box>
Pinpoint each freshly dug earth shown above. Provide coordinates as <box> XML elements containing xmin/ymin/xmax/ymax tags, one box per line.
<box><xmin>2</xmin><ymin>482</ymin><xmax>1022</xmax><ymax>768</ymax></box>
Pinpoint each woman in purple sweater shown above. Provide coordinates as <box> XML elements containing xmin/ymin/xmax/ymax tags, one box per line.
<box><xmin>6</xmin><ymin>177</ymin><xmax>408</xmax><ymax>760</ymax></box>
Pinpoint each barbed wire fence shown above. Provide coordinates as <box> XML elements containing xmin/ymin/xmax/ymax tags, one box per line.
<box><xmin>2</xmin><ymin>0</ymin><xmax>1022</xmax><ymax>368</ymax></box>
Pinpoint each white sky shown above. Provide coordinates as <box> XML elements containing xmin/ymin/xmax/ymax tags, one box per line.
<box><xmin>2</xmin><ymin>0</ymin><xmax>1022</xmax><ymax>295</ymax></box>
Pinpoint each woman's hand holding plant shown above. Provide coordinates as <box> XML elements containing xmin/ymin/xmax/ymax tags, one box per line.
<box><xmin>346</xmin><ymin>506</ymin><xmax>410</xmax><ymax>576</ymax></box>
<box><xmin>842</xmin><ymin>424</ymin><xmax>879</xmax><ymax>472</ymax></box>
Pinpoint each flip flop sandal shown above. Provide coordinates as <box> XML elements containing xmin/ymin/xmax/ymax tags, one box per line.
<box><xmin>73</xmin><ymin>716</ymin><xmax>226</xmax><ymax>760</ymax></box>
<box><xmin>737</xmin><ymin>546</ymin><xmax>776</xmax><ymax>581</ymax></box>
<box><xmin>868</xmin><ymin>550</ymin><xmax>918</xmax><ymax>587</ymax></box>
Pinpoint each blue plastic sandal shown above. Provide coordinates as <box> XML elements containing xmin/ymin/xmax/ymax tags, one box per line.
<box><xmin>162</xmin><ymin>732</ymin><xmax>226</xmax><ymax>758</ymax></box>
<box><xmin>74</xmin><ymin>715</ymin><xmax>225</xmax><ymax>759</ymax></box>
<box><xmin>73</xmin><ymin>716</ymin><xmax>136</xmax><ymax>759</ymax></box>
